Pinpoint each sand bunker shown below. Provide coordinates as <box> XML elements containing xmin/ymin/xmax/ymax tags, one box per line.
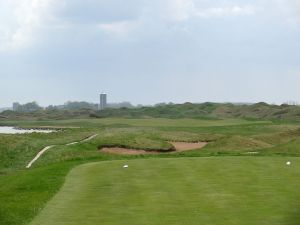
<box><xmin>170</xmin><ymin>142</ymin><xmax>207</xmax><ymax>152</ymax></box>
<box><xmin>101</xmin><ymin>142</ymin><xmax>207</xmax><ymax>155</ymax></box>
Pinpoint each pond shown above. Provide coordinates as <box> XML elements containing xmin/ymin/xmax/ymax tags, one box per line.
<box><xmin>0</xmin><ymin>126</ymin><xmax>55</xmax><ymax>134</ymax></box>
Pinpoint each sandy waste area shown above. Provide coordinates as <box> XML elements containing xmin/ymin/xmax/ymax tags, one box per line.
<box><xmin>101</xmin><ymin>142</ymin><xmax>207</xmax><ymax>155</ymax></box>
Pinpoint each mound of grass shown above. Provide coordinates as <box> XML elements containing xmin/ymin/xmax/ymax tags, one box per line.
<box><xmin>260</xmin><ymin>139</ymin><xmax>300</xmax><ymax>155</ymax></box>
<box><xmin>0</xmin><ymin>129</ymin><xmax>95</xmax><ymax>172</ymax></box>
<box><xmin>158</xmin><ymin>131</ymin><xmax>222</xmax><ymax>142</ymax></box>
<box><xmin>253</xmin><ymin>128</ymin><xmax>300</xmax><ymax>145</ymax></box>
<box><xmin>203</xmin><ymin>135</ymin><xmax>273</xmax><ymax>153</ymax></box>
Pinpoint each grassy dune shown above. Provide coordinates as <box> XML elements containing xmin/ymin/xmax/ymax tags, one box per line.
<box><xmin>30</xmin><ymin>157</ymin><xmax>300</xmax><ymax>225</ymax></box>
<box><xmin>0</xmin><ymin>129</ymin><xmax>95</xmax><ymax>172</ymax></box>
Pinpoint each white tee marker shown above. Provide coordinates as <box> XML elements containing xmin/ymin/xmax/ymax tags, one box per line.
<box><xmin>123</xmin><ymin>165</ymin><xmax>128</xmax><ymax>168</ymax></box>
<box><xmin>286</xmin><ymin>161</ymin><xmax>291</xmax><ymax>166</ymax></box>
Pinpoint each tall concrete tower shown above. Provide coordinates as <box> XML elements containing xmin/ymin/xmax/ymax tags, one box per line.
<box><xmin>12</xmin><ymin>102</ymin><xmax>20</xmax><ymax>111</ymax></box>
<box><xmin>99</xmin><ymin>93</ymin><xmax>107</xmax><ymax>110</ymax></box>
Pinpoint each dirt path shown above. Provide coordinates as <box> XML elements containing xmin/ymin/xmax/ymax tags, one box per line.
<box><xmin>65</xmin><ymin>134</ymin><xmax>98</xmax><ymax>146</ymax></box>
<box><xmin>26</xmin><ymin>134</ymin><xmax>98</xmax><ymax>168</ymax></box>
<box><xmin>26</xmin><ymin>146</ymin><xmax>55</xmax><ymax>168</ymax></box>
<box><xmin>80</xmin><ymin>134</ymin><xmax>98</xmax><ymax>142</ymax></box>
<box><xmin>101</xmin><ymin>141</ymin><xmax>208</xmax><ymax>155</ymax></box>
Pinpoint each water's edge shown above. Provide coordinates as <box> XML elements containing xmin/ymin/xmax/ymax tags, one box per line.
<box><xmin>0</xmin><ymin>126</ymin><xmax>55</xmax><ymax>134</ymax></box>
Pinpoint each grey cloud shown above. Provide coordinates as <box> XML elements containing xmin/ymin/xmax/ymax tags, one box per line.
<box><xmin>0</xmin><ymin>0</ymin><xmax>300</xmax><ymax>107</ymax></box>
<box><xmin>56</xmin><ymin>0</ymin><xmax>147</xmax><ymax>24</ymax></box>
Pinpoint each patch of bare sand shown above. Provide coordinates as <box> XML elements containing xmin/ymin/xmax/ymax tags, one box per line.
<box><xmin>100</xmin><ymin>142</ymin><xmax>207</xmax><ymax>155</ymax></box>
<box><xmin>170</xmin><ymin>142</ymin><xmax>207</xmax><ymax>152</ymax></box>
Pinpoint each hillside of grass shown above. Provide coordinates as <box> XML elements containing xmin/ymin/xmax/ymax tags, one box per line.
<box><xmin>0</xmin><ymin>129</ymin><xmax>95</xmax><ymax>172</ymax></box>
<box><xmin>93</xmin><ymin>102</ymin><xmax>300</xmax><ymax>120</ymax></box>
<box><xmin>1</xmin><ymin>102</ymin><xmax>299</xmax><ymax>121</ymax></box>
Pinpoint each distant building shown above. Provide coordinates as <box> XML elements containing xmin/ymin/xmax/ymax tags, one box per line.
<box><xmin>99</xmin><ymin>93</ymin><xmax>107</xmax><ymax>110</ymax></box>
<box><xmin>12</xmin><ymin>102</ymin><xmax>20</xmax><ymax>111</ymax></box>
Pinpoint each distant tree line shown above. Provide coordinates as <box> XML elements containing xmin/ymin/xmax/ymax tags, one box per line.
<box><xmin>12</xmin><ymin>102</ymin><xmax>42</xmax><ymax>112</ymax></box>
<box><xmin>4</xmin><ymin>101</ymin><xmax>300</xmax><ymax>121</ymax></box>
<box><xmin>46</xmin><ymin>101</ymin><xmax>98</xmax><ymax>111</ymax></box>
<box><xmin>12</xmin><ymin>101</ymin><xmax>136</xmax><ymax>113</ymax></box>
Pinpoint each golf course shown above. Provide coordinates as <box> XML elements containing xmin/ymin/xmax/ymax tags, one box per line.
<box><xmin>2</xmin><ymin>0</ymin><xmax>300</xmax><ymax>223</ymax></box>
<box><xmin>1</xmin><ymin>115</ymin><xmax>300</xmax><ymax>225</ymax></box>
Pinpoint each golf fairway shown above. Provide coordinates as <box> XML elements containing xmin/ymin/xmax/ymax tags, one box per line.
<box><xmin>30</xmin><ymin>157</ymin><xmax>300</xmax><ymax>225</ymax></box>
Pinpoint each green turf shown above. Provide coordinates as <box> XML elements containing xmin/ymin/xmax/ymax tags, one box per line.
<box><xmin>0</xmin><ymin>162</ymin><xmax>74</xmax><ymax>225</ymax></box>
<box><xmin>1</xmin><ymin>118</ymin><xmax>299</xmax><ymax>225</ymax></box>
<box><xmin>30</xmin><ymin>157</ymin><xmax>300</xmax><ymax>225</ymax></box>
<box><xmin>0</xmin><ymin>118</ymin><xmax>271</xmax><ymax>128</ymax></box>
<box><xmin>0</xmin><ymin>128</ymin><xmax>95</xmax><ymax>172</ymax></box>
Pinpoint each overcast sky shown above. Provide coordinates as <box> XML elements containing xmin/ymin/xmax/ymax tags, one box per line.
<box><xmin>0</xmin><ymin>0</ymin><xmax>300</xmax><ymax>107</ymax></box>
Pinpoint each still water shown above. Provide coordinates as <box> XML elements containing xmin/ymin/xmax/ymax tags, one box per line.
<box><xmin>0</xmin><ymin>126</ymin><xmax>54</xmax><ymax>134</ymax></box>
